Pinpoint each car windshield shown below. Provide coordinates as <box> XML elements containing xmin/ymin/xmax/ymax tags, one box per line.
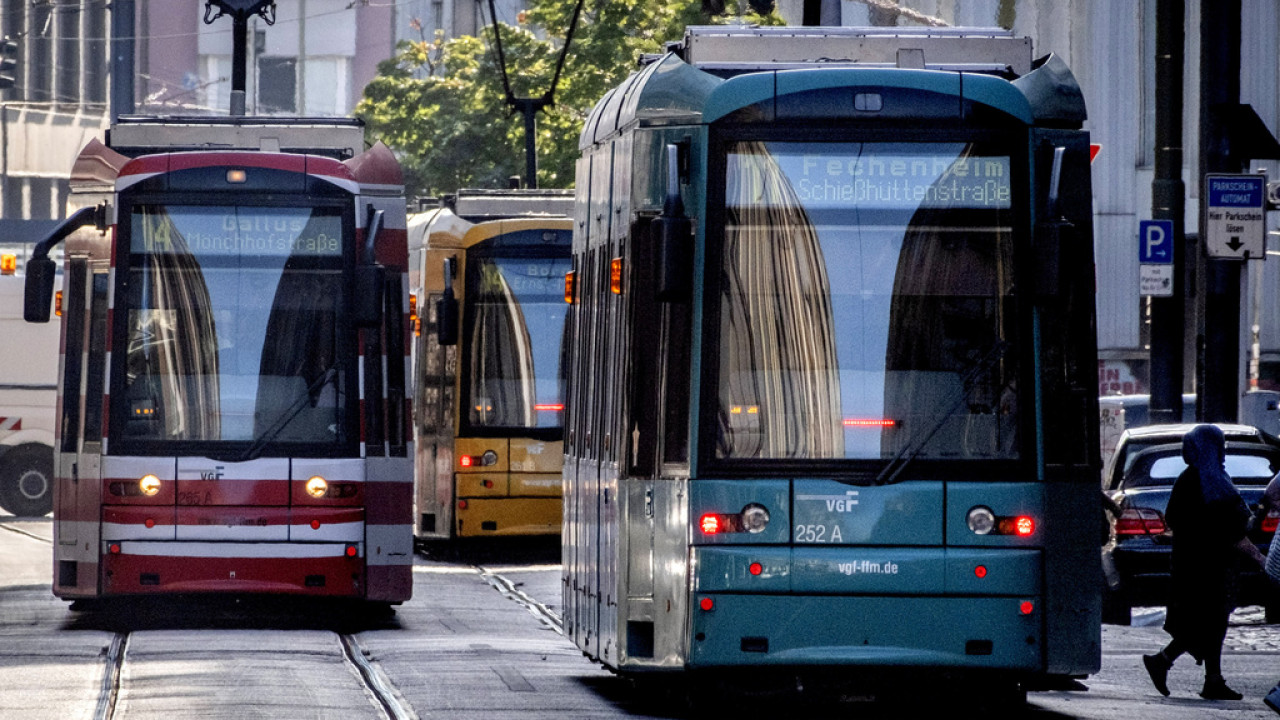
<box><xmin>1128</xmin><ymin>452</ymin><xmax>1278</xmax><ymax>487</ymax></box>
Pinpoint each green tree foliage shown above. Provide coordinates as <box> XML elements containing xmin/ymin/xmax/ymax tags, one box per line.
<box><xmin>356</xmin><ymin>1</ymin><xmax>779</xmax><ymax>197</ymax></box>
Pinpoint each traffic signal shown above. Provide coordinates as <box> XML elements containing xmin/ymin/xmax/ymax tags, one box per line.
<box><xmin>0</xmin><ymin>37</ymin><xmax>17</xmax><ymax>90</ymax></box>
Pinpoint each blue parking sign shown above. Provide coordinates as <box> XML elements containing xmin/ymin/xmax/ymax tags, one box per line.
<box><xmin>1139</xmin><ymin>219</ymin><xmax>1174</xmax><ymax>264</ymax></box>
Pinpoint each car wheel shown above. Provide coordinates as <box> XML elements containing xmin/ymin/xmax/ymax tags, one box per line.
<box><xmin>0</xmin><ymin>444</ymin><xmax>54</xmax><ymax>517</ymax></box>
<box><xmin>1101</xmin><ymin>586</ymin><xmax>1131</xmax><ymax>626</ymax></box>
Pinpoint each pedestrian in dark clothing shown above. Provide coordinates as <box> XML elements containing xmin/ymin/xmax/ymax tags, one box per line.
<box><xmin>1142</xmin><ymin>424</ymin><xmax>1265</xmax><ymax>700</ymax></box>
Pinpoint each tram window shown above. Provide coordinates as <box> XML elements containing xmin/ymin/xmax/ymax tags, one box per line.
<box><xmin>713</xmin><ymin>140</ymin><xmax>1018</xmax><ymax>462</ymax></box>
<box><xmin>59</xmin><ymin>261</ymin><xmax>87</xmax><ymax>453</ymax></box>
<box><xmin>461</xmin><ymin>253</ymin><xmax>570</xmax><ymax>432</ymax></box>
<box><xmin>115</xmin><ymin>204</ymin><xmax>354</xmax><ymax>451</ymax></box>
<box><xmin>81</xmin><ymin>272</ymin><xmax>110</xmax><ymax>443</ymax></box>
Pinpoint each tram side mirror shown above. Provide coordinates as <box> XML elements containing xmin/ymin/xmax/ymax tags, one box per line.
<box><xmin>354</xmin><ymin>265</ymin><xmax>385</xmax><ymax>327</ymax></box>
<box><xmin>656</xmin><ymin>142</ymin><xmax>692</xmax><ymax>303</ymax></box>
<box><xmin>23</xmin><ymin>255</ymin><xmax>56</xmax><ymax>323</ymax></box>
<box><xmin>436</xmin><ymin>256</ymin><xmax>459</xmax><ymax>346</ymax></box>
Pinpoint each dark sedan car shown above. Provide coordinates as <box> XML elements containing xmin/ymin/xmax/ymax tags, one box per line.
<box><xmin>1102</xmin><ymin>435</ymin><xmax>1280</xmax><ymax>625</ymax></box>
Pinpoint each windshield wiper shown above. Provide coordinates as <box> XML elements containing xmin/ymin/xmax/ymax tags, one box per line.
<box><xmin>866</xmin><ymin>340</ymin><xmax>1011</xmax><ymax>487</ymax></box>
<box><xmin>230</xmin><ymin>365</ymin><xmax>340</xmax><ymax>463</ymax></box>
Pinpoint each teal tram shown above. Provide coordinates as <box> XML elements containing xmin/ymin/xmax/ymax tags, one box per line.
<box><xmin>562</xmin><ymin>26</ymin><xmax>1101</xmax><ymax>699</ymax></box>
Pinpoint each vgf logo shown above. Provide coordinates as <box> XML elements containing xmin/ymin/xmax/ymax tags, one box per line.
<box><xmin>199</xmin><ymin>466</ymin><xmax>225</xmax><ymax>480</ymax></box>
<box><xmin>824</xmin><ymin>490</ymin><xmax>859</xmax><ymax>513</ymax></box>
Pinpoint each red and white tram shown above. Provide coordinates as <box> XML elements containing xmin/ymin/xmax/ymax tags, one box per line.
<box><xmin>25</xmin><ymin>117</ymin><xmax>413</xmax><ymax>606</ymax></box>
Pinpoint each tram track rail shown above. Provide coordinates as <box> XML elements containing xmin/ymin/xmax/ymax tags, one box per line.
<box><xmin>5</xmin><ymin>520</ymin><xmax>417</xmax><ymax>720</ymax></box>
<box><xmin>479</xmin><ymin>565</ymin><xmax>564</xmax><ymax>634</ymax></box>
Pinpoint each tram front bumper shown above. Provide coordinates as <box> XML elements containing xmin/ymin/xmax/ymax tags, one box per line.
<box><xmin>101</xmin><ymin>541</ymin><xmax>366</xmax><ymax>596</ymax></box>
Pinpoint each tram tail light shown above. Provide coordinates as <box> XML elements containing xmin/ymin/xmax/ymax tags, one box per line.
<box><xmin>459</xmin><ymin>449</ymin><xmax>498</xmax><ymax>469</ymax></box>
<box><xmin>55</xmin><ymin>291</ymin><xmax>63</xmax><ymax>317</ymax></box>
<box><xmin>699</xmin><ymin>503</ymin><xmax>771</xmax><ymax>536</ymax></box>
<box><xmin>0</xmin><ymin>253</ymin><xmax>14</xmax><ymax>275</ymax></box>
<box><xmin>409</xmin><ymin>293</ymin><xmax>419</xmax><ymax>337</ymax></box>
<box><xmin>564</xmin><ymin>270</ymin><xmax>575</xmax><ymax>303</ymax></box>
<box><xmin>967</xmin><ymin>506</ymin><xmax>1037</xmax><ymax>537</ymax></box>
<box><xmin>1114</xmin><ymin>507</ymin><xmax>1166</xmax><ymax>536</ymax></box>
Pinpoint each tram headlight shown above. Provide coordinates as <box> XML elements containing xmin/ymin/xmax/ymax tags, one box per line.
<box><xmin>306</xmin><ymin>476</ymin><xmax>329</xmax><ymax>498</ymax></box>
<box><xmin>740</xmin><ymin>503</ymin><xmax>770</xmax><ymax>534</ymax></box>
<box><xmin>138</xmin><ymin>474</ymin><xmax>162</xmax><ymax>496</ymax></box>
<box><xmin>967</xmin><ymin>506</ymin><xmax>996</xmax><ymax>535</ymax></box>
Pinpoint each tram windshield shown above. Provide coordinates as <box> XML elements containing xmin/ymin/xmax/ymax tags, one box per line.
<box><xmin>112</xmin><ymin>204</ymin><xmax>356</xmax><ymax>454</ymax></box>
<box><xmin>463</xmin><ymin>251</ymin><xmax>571</xmax><ymax>432</ymax></box>
<box><xmin>714</xmin><ymin>140</ymin><xmax>1019</xmax><ymax>462</ymax></box>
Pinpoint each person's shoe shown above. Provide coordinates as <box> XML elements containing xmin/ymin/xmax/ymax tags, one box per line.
<box><xmin>1200</xmin><ymin>676</ymin><xmax>1243</xmax><ymax>701</ymax></box>
<box><xmin>1143</xmin><ymin>653</ymin><xmax>1171</xmax><ymax>696</ymax></box>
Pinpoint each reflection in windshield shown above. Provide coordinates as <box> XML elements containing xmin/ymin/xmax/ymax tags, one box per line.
<box><xmin>119</xmin><ymin>205</ymin><xmax>350</xmax><ymax>448</ymax></box>
<box><xmin>716</xmin><ymin>141</ymin><xmax>1018</xmax><ymax>461</ymax></box>
<box><xmin>466</xmin><ymin>254</ymin><xmax>570</xmax><ymax>430</ymax></box>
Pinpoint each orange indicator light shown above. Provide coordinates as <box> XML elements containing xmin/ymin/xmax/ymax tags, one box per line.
<box><xmin>534</xmin><ymin>404</ymin><xmax>564</xmax><ymax>412</ymax></box>
<box><xmin>0</xmin><ymin>254</ymin><xmax>14</xmax><ymax>275</ymax></box>
<box><xmin>610</xmin><ymin>257</ymin><xmax>623</xmax><ymax>294</ymax></box>
<box><xmin>564</xmin><ymin>270</ymin><xmax>575</xmax><ymax>303</ymax></box>
<box><xmin>55</xmin><ymin>291</ymin><xmax>63</xmax><ymax>317</ymax></box>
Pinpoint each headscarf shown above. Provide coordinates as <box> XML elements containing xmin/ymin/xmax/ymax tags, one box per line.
<box><xmin>1182</xmin><ymin>424</ymin><xmax>1238</xmax><ymax>504</ymax></box>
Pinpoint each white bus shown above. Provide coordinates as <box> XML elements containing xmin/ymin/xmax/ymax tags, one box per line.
<box><xmin>0</xmin><ymin>248</ymin><xmax>57</xmax><ymax>516</ymax></box>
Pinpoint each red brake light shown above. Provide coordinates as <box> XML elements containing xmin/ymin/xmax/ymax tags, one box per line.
<box><xmin>1014</xmin><ymin>516</ymin><xmax>1035</xmax><ymax>537</ymax></box>
<box><xmin>700</xmin><ymin>514</ymin><xmax>721</xmax><ymax>535</ymax></box>
<box><xmin>1264</xmin><ymin>511</ymin><xmax>1279</xmax><ymax>534</ymax></box>
<box><xmin>1114</xmin><ymin>507</ymin><xmax>1166</xmax><ymax>536</ymax></box>
<box><xmin>842</xmin><ymin>418</ymin><xmax>896</xmax><ymax>427</ymax></box>
<box><xmin>460</xmin><ymin>455</ymin><xmax>474</xmax><ymax>468</ymax></box>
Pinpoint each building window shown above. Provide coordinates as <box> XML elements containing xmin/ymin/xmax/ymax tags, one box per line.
<box><xmin>258</xmin><ymin>56</ymin><xmax>297</xmax><ymax>114</ymax></box>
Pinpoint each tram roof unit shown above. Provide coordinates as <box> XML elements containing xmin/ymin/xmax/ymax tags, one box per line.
<box><xmin>582</xmin><ymin>25</ymin><xmax>1085</xmax><ymax>150</ymax></box>
<box><xmin>672</xmin><ymin>25</ymin><xmax>1033</xmax><ymax>77</ymax></box>
<box><xmin>446</xmin><ymin>188</ymin><xmax>575</xmax><ymax>221</ymax></box>
<box><xmin>105</xmin><ymin>115</ymin><xmax>367</xmax><ymax>160</ymax></box>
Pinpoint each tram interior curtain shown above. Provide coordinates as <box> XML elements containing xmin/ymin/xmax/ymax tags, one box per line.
<box><xmin>718</xmin><ymin>141</ymin><xmax>842</xmax><ymax>459</ymax></box>
<box><xmin>469</xmin><ymin>261</ymin><xmax>536</xmax><ymax>427</ymax></box>
<box><xmin>882</xmin><ymin>148</ymin><xmax>1015</xmax><ymax>459</ymax></box>
<box><xmin>133</xmin><ymin>208</ymin><xmax>221</xmax><ymax>440</ymax></box>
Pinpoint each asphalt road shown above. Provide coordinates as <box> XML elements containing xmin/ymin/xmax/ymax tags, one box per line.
<box><xmin>4</xmin><ymin>516</ymin><xmax>1280</xmax><ymax>719</ymax></box>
